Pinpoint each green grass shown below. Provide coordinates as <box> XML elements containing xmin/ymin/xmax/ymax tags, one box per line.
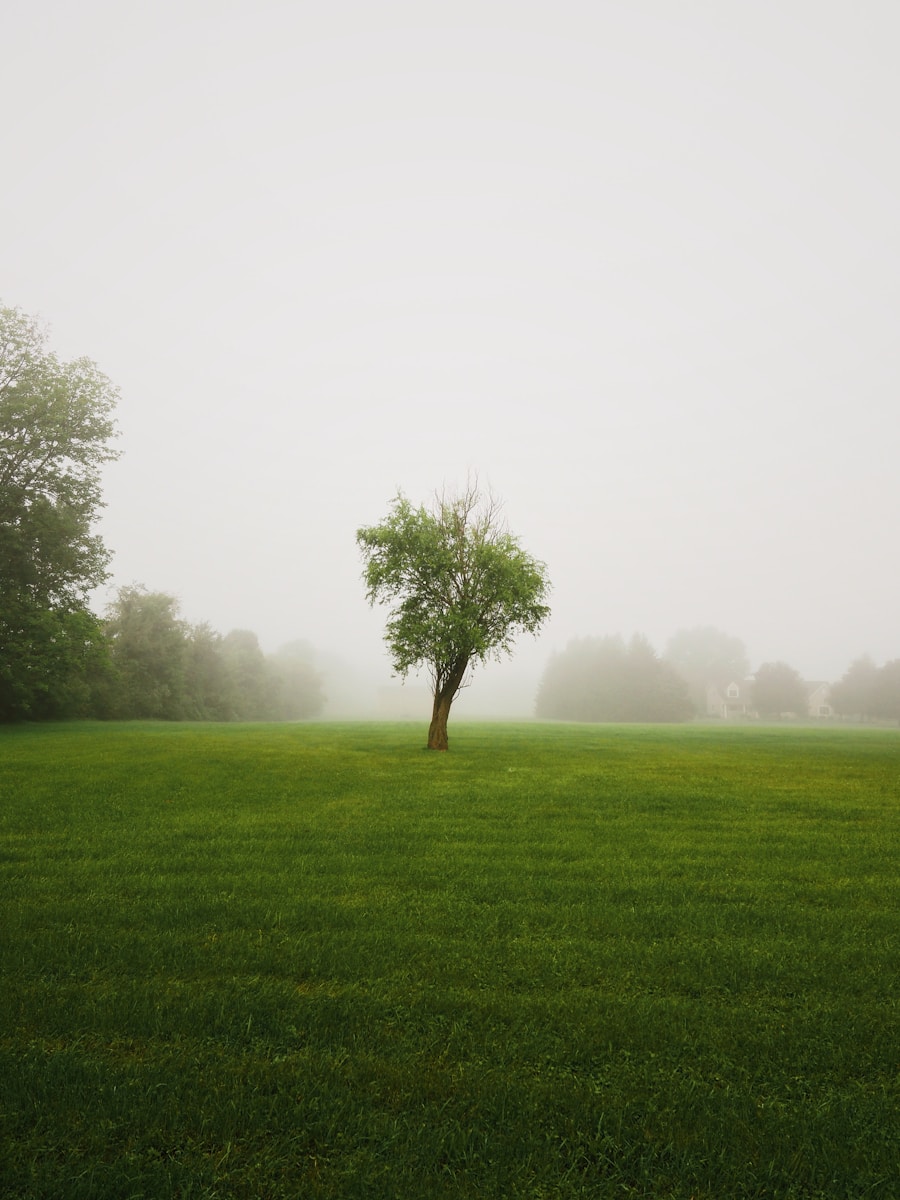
<box><xmin>1</xmin><ymin>720</ymin><xmax>899</xmax><ymax>1198</ymax></box>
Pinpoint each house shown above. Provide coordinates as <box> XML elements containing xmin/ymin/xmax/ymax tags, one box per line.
<box><xmin>806</xmin><ymin>682</ymin><xmax>833</xmax><ymax>718</ymax></box>
<box><xmin>706</xmin><ymin>679</ymin><xmax>834</xmax><ymax>719</ymax></box>
<box><xmin>706</xmin><ymin>680</ymin><xmax>757</xmax><ymax>719</ymax></box>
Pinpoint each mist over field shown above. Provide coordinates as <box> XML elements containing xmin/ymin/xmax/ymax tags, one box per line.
<box><xmin>2</xmin><ymin>1</ymin><xmax>897</xmax><ymax>717</ymax></box>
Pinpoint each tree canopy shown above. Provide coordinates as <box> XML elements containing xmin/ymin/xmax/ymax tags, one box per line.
<box><xmin>536</xmin><ymin>634</ymin><xmax>694</xmax><ymax>723</ymax></box>
<box><xmin>0</xmin><ymin>305</ymin><xmax>119</xmax><ymax>718</ymax></box>
<box><xmin>750</xmin><ymin>661</ymin><xmax>808</xmax><ymax>717</ymax></box>
<box><xmin>357</xmin><ymin>482</ymin><xmax>550</xmax><ymax>749</ymax></box>
<box><xmin>829</xmin><ymin>656</ymin><xmax>877</xmax><ymax>720</ymax></box>
<box><xmin>101</xmin><ymin>585</ymin><xmax>326</xmax><ymax>721</ymax></box>
<box><xmin>830</xmin><ymin>655</ymin><xmax>900</xmax><ymax>723</ymax></box>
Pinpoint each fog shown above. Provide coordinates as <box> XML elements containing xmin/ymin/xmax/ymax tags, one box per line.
<box><xmin>3</xmin><ymin>2</ymin><xmax>898</xmax><ymax>717</ymax></box>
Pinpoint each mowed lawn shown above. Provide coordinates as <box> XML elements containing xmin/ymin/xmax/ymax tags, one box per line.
<box><xmin>1</xmin><ymin>721</ymin><xmax>899</xmax><ymax>1199</ymax></box>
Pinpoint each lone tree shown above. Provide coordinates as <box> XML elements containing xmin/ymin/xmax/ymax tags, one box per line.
<box><xmin>357</xmin><ymin>481</ymin><xmax>550</xmax><ymax>750</ymax></box>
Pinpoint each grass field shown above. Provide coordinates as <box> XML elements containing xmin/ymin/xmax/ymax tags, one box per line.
<box><xmin>1</xmin><ymin>720</ymin><xmax>899</xmax><ymax>1198</ymax></box>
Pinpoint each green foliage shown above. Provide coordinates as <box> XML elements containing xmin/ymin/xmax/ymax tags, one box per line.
<box><xmin>103</xmin><ymin>585</ymin><xmax>188</xmax><ymax>718</ymax></box>
<box><xmin>358</xmin><ymin>487</ymin><xmax>550</xmax><ymax>683</ymax></box>
<box><xmin>218</xmin><ymin>628</ymin><xmax>269</xmax><ymax>719</ymax></box>
<box><xmin>830</xmin><ymin>655</ymin><xmax>879</xmax><ymax>719</ymax></box>
<box><xmin>182</xmin><ymin>620</ymin><xmax>232</xmax><ymax>719</ymax></box>
<box><xmin>537</xmin><ymin>633</ymin><xmax>694</xmax><ymax>722</ymax></box>
<box><xmin>1</xmin><ymin>721</ymin><xmax>899</xmax><ymax>1198</ymax></box>
<box><xmin>100</xmin><ymin>585</ymin><xmax>325</xmax><ymax>721</ymax></box>
<box><xmin>831</xmin><ymin>655</ymin><xmax>900</xmax><ymax>722</ymax></box>
<box><xmin>267</xmin><ymin>639</ymin><xmax>328</xmax><ymax>720</ymax></box>
<box><xmin>357</xmin><ymin>482</ymin><xmax>550</xmax><ymax>746</ymax></box>
<box><xmin>872</xmin><ymin>659</ymin><xmax>900</xmax><ymax>721</ymax></box>
<box><xmin>751</xmin><ymin>660</ymin><xmax>809</xmax><ymax>717</ymax></box>
<box><xmin>0</xmin><ymin>601</ymin><xmax>111</xmax><ymax>720</ymax></box>
<box><xmin>0</xmin><ymin>304</ymin><xmax>119</xmax><ymax>719</ymax></box>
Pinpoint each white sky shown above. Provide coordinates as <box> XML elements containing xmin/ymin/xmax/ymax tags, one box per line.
<box><xmin>3</xmin><ymin>0</ymin><xmax>898</xmax><ymax>712</ymax></box>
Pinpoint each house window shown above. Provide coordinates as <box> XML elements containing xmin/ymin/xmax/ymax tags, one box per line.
<box><xmin>726</xmin><ymin>683</ymin><xmax>739</xmax><ymax>699</ymax></box>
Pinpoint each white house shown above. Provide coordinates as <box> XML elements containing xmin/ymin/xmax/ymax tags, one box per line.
<box><xmin>706</xmin><ymin>680</ymin><xmax>757</xmax><ymax>719</ymax></box>
<box><xmin>806</xmin><ymin>682</ymin><xmax>833</xmax><ymax>718</ymax></box>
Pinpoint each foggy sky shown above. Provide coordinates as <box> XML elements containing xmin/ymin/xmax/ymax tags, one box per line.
<box><xmin>3</xmin><ymin>1</ymin><xmax>898</xmax><ymax>714</ymax></box>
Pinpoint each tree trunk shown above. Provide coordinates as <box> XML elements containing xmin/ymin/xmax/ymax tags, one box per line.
<box><xmin>427</xmin><ymin>688</ymin><xmax>453</xmax><ymax>750</ymax></box>
<box><xmin>426</xmin><ymin>658</ymin><xmax>470</xmax><ymax>750</ymax></box>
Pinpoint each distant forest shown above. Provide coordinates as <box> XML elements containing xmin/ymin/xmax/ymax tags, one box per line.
<box><xmin>535</xmin><ymin>629</ymin><xmax>900</xmax><ymax>724</ymax></box>
<box><xmin>2</xmin><ymin>583</ymin><xmax>325</xmax><ymax>723</ymax></box>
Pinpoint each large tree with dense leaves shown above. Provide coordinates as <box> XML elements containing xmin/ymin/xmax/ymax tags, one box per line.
<box><xmin>357</xmin><ymin>482</ymin><xmax>550</xmax><ymax>749</ymax></box>
<box><xmin>0</xmin><ymin>305</ymin><xmax>119</xmax><ymax>719</ymax></box>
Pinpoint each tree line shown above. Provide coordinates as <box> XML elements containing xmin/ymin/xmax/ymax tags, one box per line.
<box><xmin>829</xmin><ymin>657</ymin><xmax>900</xmax><ymax>723</ymax></box>
<box><xmin>536</xmin><ymin>635</ymin><xmax>694</xmax><ymax>723</ymax></box>
<box><xmin>3</xmin><ymin>577</ymin><xmax>326</xmax><ymax>722</ymax></box>
<box><xmin>93</xmin><ymin>585</ymin><xmax>325</xmax><ymax>721</ymax></box>
<box><xmin>1</xmin><ymin>303</ymin><xmax>324</xmax><ymax>722</ymax></box>
<box><xmin>536</xmin><ymin>627</ymin><xmax>900</xmax><ymax>723</ymax></box>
